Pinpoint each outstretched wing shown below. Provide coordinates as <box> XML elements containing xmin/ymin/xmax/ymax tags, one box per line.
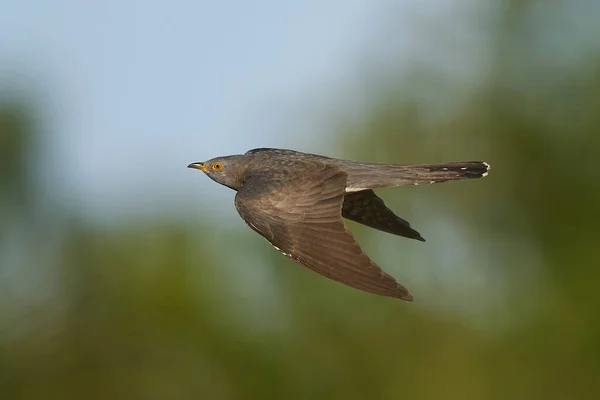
<box><xmin>342</xmin><ymin>189</ymin><xmax>425</xmax><ymax>242</ymax></box>
<box><xmin>234</xmin><ymin>160</ymin><xmax>413</xmax><ymax>301</ymax></box>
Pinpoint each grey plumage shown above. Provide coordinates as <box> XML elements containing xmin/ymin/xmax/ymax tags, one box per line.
<box><xmin>342</xmin><ymin>189</ymin><xmax>425</xmax><ymax>242</ymax></box>
<box><xmin>188</xmin><ymin>148</ymin><xmax>490</xmax><ymax>301</ymax></box>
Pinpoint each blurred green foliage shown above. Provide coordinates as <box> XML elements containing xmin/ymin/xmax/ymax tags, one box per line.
<box><xmin>2</xmin><ymin>2</ymin><xmax>600</xmax><ymax>399</ymax></box>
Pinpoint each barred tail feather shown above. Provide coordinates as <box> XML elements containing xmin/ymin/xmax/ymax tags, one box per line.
<box><xmin>407</xmin><ymin>161</ymin><xmax>490</xmax><ymax>185</ymax></box>
<box><xmin>344</xmin><ymin>161</ymin><xmax>490</xmax><ymax>190</ymax></box>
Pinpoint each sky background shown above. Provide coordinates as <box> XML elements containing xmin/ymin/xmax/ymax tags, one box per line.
<box><xmin>1</xmin><ymin>0</ymin><xmax>597</xmax><ymax>222</ymax></box>
<box><xmin>0</xmin><ymin>0</ymin><xmax>410</xmax><ymax>222</ymax></box>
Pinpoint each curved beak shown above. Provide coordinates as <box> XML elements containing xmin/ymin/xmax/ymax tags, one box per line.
<box><xmin>188</xmin><ymin>162</ymin><xmax>208</xmax><ymax>172</ymax></box>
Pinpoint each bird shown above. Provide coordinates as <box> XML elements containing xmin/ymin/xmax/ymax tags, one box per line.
<box><xmin>188</xmin><ymin>148</ymin><xmax>489</xmax><ymax>301</ymax></box>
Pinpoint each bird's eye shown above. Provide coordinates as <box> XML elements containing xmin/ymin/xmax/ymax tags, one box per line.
<box><xmin>211</xmin><ymin>162</ymin><xmax>224</xmax><ymax>171</ymax></box>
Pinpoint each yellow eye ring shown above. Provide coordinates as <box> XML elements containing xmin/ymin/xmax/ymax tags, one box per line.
<box><xmin>211</xmin><ymin>162</ymin><xmax>224</xmax><ymax>171</ymax></box>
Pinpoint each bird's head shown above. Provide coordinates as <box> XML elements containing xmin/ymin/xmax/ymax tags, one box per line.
<box><xmin>188</xmin><ymin>155</ymin><xmax>247</xmax><ymax>190</ymax></box>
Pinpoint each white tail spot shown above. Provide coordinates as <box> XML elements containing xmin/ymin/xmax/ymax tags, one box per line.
<box><xmin>461</xmin><ymin>167</ymin><xmax>467</xmax><ymax>170</ymax></box>
<box><xmin>482</xmin><ymin>162</ymin><xmax>490</xmax><ymax>177</ymax></box>
<box><xmin>442</xmin><ymin>167</ymin><xmax>448</xmax><ymax>171</ymax></box>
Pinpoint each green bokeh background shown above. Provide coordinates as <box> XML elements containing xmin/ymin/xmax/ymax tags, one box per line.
<box><xmin>1</xmin><ymin>2</ymin><xmax>599</xmax><ymax>399</ymax></box>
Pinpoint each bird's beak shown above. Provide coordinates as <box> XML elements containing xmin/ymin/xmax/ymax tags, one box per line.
<box><xmin>188</xmin><ymin>162</ymin><xmax>208</xmax><ymax>172</ymax></box>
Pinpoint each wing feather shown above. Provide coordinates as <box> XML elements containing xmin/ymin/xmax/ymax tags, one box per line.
<box><xmin>342</xmin><ymin>189</ymin><xmax>425</xmax><ymax>241</ymax></box>
<box><xmin>235</xmin><ymin>161</ymin><xmax>413</xmax><ymax>301</ymax></box>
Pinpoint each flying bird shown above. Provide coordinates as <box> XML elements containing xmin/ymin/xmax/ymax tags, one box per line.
<box><xmin>188</xmin><ymin>148</ymin><xmax>489</xmax><ymax>301</ymax></box>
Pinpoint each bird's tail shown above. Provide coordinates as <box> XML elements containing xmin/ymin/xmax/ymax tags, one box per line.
<box><xmin>345</xmin><ymin>161</ymin><xmax>490</xmax><ymax>189</ymax></box>
<box><xmin>399</xmin><ymin>161</ymin><xmax>490</xmax><ymax>185</ymax></box>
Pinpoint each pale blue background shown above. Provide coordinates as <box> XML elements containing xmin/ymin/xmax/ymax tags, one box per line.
<box><xmin>0</xmin><ymin>1</ymin><xmax>394</xmax><ymax>220</ymax></box>
<box><xmin>1</xmin><ymin>0</ymin><xmax>597</xmax><ymax>224</ymax></box>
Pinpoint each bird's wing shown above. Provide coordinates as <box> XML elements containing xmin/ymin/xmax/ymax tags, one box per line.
<box><xmin>234</xmin><ymin>160</ymin><xmax>413</xmax><ymax>301</ymax></box>
<box><xmin>342</xmin><ymin>190</ymin><xmax>425</xmax><ymax>242</ymax></box>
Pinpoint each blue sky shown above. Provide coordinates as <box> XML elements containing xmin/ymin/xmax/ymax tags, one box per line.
<box><xmin>2</xmin><ymin>0</ymin><xmax>596</xmax><ymax>223</ymax></box>
<box><xmin>0</xmin><ymin>1</ymin><xmax>398</xmax><ymax>221</ymax></box>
